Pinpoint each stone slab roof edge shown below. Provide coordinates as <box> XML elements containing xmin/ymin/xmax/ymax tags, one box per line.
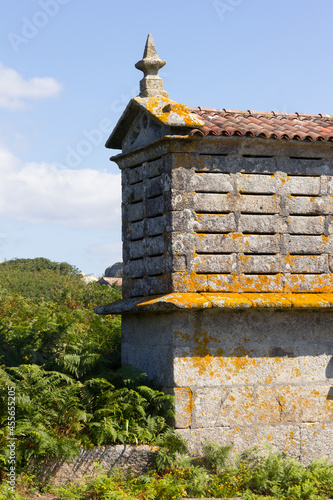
<box><xmin>94</xmin><ymin>292</ymin><xmax>333</xmax><ymax>315</ymax></box>
<box><xmin>105</xmin><ymin>96</ymin><xmax>205</xmax><ymax>150</ymax></box>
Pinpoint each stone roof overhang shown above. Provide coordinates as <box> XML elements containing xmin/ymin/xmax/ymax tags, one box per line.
<box><xmin>95</xmin><ymin>293</ymin><xmax>333</xmax><ymax>315</ymax></box>
<box><xmin>105</xmin><ymin>96</ymin><xmax>205</xmax><ymax>150</ymax></box>
<box><xmin>106</xmin><ymin>98</ymin><xmax>333</xmax><ymax>152</ymax></box>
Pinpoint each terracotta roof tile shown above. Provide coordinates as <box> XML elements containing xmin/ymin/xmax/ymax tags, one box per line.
<box><xmin>188</xmin><ymin>107</ymin><xmax>333</xmax><ymax>142</ymax></box>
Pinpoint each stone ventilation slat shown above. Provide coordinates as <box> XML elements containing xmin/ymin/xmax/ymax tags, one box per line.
<box><xmin>190</xmin><ymin>169</ymin><xmax>330</xmax><ymax>282</ymax></box>
<box><xmin>122</xmin><ymin>153</ymin><xmax>333</xmax><ymax>296</ymax></box>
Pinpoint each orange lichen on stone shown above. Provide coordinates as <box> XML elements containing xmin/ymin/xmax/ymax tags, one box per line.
<box><xmin>287</xmin><ymin>293</ymin><xmax>331</xmax><ymax>307</ymax></box>
<box><xmin>134</xmin><ymin>96</ymin><xmax>205</xmax><ymax>128</ymax></box>
<box><xmin>192</xmin><ymin>330</ymin><xmax>222</xmax><ymax>357</ymax></box>
<box><xmin>101</xmin><ymin>292</ymin><xmax>333</xmax><ymax>315</ymax></box>
<box><xmin>174</xmin><ymin>330</ymin><xmax>190</xmax><ymax>343</ymax></box>
<box><xmin>174</xmin><ymin>387</ymin><xmax>193</xmax><ymax>428</ymax></box>
<box><xmin>173</xmin><ymin>271</ymin><xmax>208</xmax><ymax>293</ymax></box>
<box><xmin>138</xmin><ymin>292</ymin><xmax>211</xmax><ymax>309</ymax></box>
<box><xmin>185</xmin><ymin>331</ymin><xmax>258</xmax><ymax>380</ymax></box>
<box><xmin>242</xmin><ymin>293</ymin><xmax>291</xmax><ymax>308</ymax></box>
<box><xmin>201</xmin><ymin>293</ymin><xmax>252</xmax><ymax>308</ymax></box>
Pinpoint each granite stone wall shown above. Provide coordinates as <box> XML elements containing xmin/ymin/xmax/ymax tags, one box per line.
<box><xmin>121</xmin><ymin>146</ymin><xmax>333</xmax><ymax>297</ymax></box>
<box><xmin>34</xmin><ymin>445</ymin><xmax>158</xmax><ymax>486</ymax></box>
<box><xmin>122</xmin><ymin>307</ymin><xmax>333</xmax><ymax>464</ymax></box>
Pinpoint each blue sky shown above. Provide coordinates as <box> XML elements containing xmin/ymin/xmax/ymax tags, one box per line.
<box><xmin>1</xmin><ymin>0</ymin><xmax>333</xmax><ymax>276</ymax></box>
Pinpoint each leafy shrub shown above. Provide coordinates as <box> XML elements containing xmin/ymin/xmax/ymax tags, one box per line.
<box><xmin>201</xmin><ymin>439</ymin><xmax>233</xmax><ymax>474</ymax></box>
<box><xmin>0</xmin><ymin>363</ymin><xmax>174</xmax><ymax>471</ymax></box>
<box><xmin>0</xmin><ymin>258</ymin><xmax>174</xmax><ymax>477</ymax></box>
<box><xmin>2</xmin><ymin>442</ymin><xmax>333</xmax><ymax>499</ymax></box>
<box><xmin>154</xmin><ymin>428</ymin><xmax>188</xmax><ymax>472</ymax></box>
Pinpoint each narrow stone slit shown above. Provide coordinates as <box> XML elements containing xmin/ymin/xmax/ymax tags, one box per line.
<box><xmin>240</xmin><ymin>211</ymin><xmax>280</xmax><ymax>215</ymax></box>
<box><xmin>146</xmin><ymin>193</ymin><xmax>163</xmax><ymax>200</ymax></box>
<box><xmin>243</xmin><ymin>272</ymin><xmax>280</xmax><ymax>275</ymax></box>
<box><xmin>243</xmin><ymin>252</ymin><xmax>278</xmax><ymax>255</ymax></box>
<box><xmin>194</xmin><ymin>252</ymin><xmax>235</xmax><ymax>255</ymax></box>
<box><xmin>128</xmin><ymin>179</ymin><xmax>144</xmax><ymax>186</ymax></box>
<box><xmin>289</xmin><ymin>194</ymin><xmax>320</xmax><ymax>198</ymax></box>
<box><xmin>129</xmin><ymin>199</ymin><xmax>143</xmax><ymax>205</ymax></box>
<box><xmin>195</xmin><ymin>190</ymin><xmax>231</xmax><ymax>194</ymax></box>
<box><xmin>194</xmin><ymin>211</ymin><xmax>232</xmax><ymax>215</ymax></box>
<box><xmin>195</xmin><ymin>231</ymin><xmax>234</xmax><ymax>235</ymax></box>
<box><xmin>130</xmin><ymin>236</ymin><xmax>145</xmax><ymax>242</ymax></box>
<box><xmin>239</xmin><ymin>192</ymin><xmax>276</xmax><ymax>195</ymax></box>
<box><xmin>242</xmin><ymin>154</ymin><xmax>274</xmax><ymax>158</ymax></box>
<box><xmin>242</xmin><ymin>231</ymin><xmax>277</xmax><ymax>235</ymax></box>
<box><xmin>289</xmin><ymin>156</ymin><xmax>322</xmax><ymax>160</ymax></box>
<box><xmin>198</xmin><ymin>153</ymin><xmax>227</xmax><ymax>157</ymax></box>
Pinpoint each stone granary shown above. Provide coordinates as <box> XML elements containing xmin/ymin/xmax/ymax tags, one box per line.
<box><xmin>96</xmin><ymin>34</ymin><xmax>333</xmax><ymax>462</ymax></box>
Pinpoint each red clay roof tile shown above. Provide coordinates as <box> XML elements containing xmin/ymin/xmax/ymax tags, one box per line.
<box><xmin>188</xmin><ymin>107</ymin><xmax>333</xmax><ymax>142</ymax></box>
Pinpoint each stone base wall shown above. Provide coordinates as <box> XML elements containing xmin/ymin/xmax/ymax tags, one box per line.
<box><xmin>122</xmin><ymin>308</ymin><xmax>333</xmax><ymax>464</ymax></box>
<box><xmin>34</xmin><ymin>445</ymin><xmax>157</xmax><ymax>486</ymax></box>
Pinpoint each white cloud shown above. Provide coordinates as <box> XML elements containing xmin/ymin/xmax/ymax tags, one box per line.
<box><xmin>0</xmin><ymin>62</ymin><xmax>62</xmax><ymax>109</ymax></box>
<box><xmin>0</xmin><ymin>145</ymin><xmax>121</xmax><ymax>229</ymax></box>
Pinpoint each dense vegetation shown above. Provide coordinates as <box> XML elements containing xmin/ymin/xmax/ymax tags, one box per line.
<box><xmin>0</xmin><ymin>258</ymin><xmax>173</xmax><ymax>476</ymax></box>
<box><xmin>2</xmin><ymin>439</ymin><xmax>333</xmax><ymax>499</ymax></box>
<box><xmin>1</xmin><ymin>258</ymin><xmax>333</xmax><ymax>499</ymax></box>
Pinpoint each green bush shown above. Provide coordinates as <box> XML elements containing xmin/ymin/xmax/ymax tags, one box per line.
<box><xmin>0</xmin><ymin>258</ymin><xmax>174</xmax><ymax>477</ymax></box>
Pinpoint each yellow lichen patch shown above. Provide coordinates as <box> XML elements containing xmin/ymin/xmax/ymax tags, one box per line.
<box><xmin>240</xmin><ymin>274</ymin><xmax>284</xmax><ymax>293</ymax></box>
<box><xmin>106</xmin><ymin>292</ymin><xmax>333</xmax><ymax>314</ymax></box>
<box><xmin>137</xmin><ymin>292</ymin><xmax>211</xmax><ymax>309</ymax></box>
<box><xmin>187</xmin><ymin>351</ymin><xmax>259</xmax><ymax>383</ymax></box>
<box><xmin>242</xmin><ymin>293</ymin><xmax>291</xmax><ymax>308</ymax></box>
<box><xmin>174</xmin><ymin>330</ymin><xmax>190</xmax><ymax>343</ymax></box>
<box><xmin>134</xmin><ymin>96</ymin><xmax>205</xmax><ymax>128</ymax></box>
<box><xmin>201</xmin><ymin>293</ymin><xmax>252</xmax><ymax>308</ymax></box>
<box><xmin>190</xmin><ymin>353</ymin><xmax>216</xmax><ymax>377</ymax></box>
<box><xmin>174</xmin><ymin>387</ymin><xmax>192</xmax><ymax>427</ymax></box>
<box><xmin>173</xmin><ymin>272</ymin><xmax>208</xmax><ymax>293</ymax></box>
<box><xmin>192</xmin><ymin>330</ymin><xmax>222</xmax><ymax>357</ymax></box>
<box><xmin>227</xmin><ymin>354</ymin><xmax>258</xmax><ymax>376</ymax></box>
<box><xmin>317</xmin><ymin>293</ymin><xmax>333</xmax><ymax>306</ymax></box>
<box><xmin>160</xmin><ymin>292</ymin><xmax>211</xmax><ymax>309</ymax></box>
<box><xmin>288</xmin><ymin>294</ymin><xmax>331</xmax><ymax>308</ymax></box>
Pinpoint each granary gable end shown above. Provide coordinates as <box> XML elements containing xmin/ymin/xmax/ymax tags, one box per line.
<box><xmin>106</xmin><ymin>33</ymin><xmax>204</xmax><ymax>152</ymax></box>
<box><xmin>97</xmin><ymin>34</ymin><xmax>333</xmax><ymax>462</ymax></box>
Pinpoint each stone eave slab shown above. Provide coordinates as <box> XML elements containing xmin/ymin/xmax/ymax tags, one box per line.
<box><xmin>110</xmin><ymin>134</ymin><xmax>333</xmax><ymax>170</ymax></box>
<box><xmin>105</xmin><ymin>96</ymin><xmax>204</xmax><ymax>150</ymax></box>
<box><xmin>94</xmin><ymin>292</ymin><xmax>333</xmax><ymax>315</ymax></box>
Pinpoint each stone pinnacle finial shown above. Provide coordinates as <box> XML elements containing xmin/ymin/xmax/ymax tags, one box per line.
<box><xmin>135</xmin><ymin>34</ymin><xmax>169</xmax><ymax>98</ymax></box>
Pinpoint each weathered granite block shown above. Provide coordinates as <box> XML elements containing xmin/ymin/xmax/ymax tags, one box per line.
<box><xmin>286</xmin><ymin>176</ymin><xmax>321</xmax><ymax>195</ymax></box>
<box><xmin>194</xmin><ymin>213</ymin><xmax>237</xmax><ymax>233</ymax></box>
<box><xmin>239</xmin><ymin>214</ymin><xmax>285</xmax><ymax>233</ymax></box>
<box><xmin>236</xmin><ymin>173</ymin><xmax>277</xmax><ymax>194</ymax></box>
<box><xmin>121</xmin><ymin>307</ymin><xmax>333</xmax><ymax>462</ymax></box>
<box><xmin>192</xmin><ymin>172</ymin><xmax>233</xmax><ymax>193</ymax></box>
<box><xmin>239</xmin><ymin>194</ymin><xmax>280</xmax><ymax>213</ymax></box>
<box><xmin>288</xmin><ymin>215</ymin><xmax>325</xmax><ymax>234</ymax></box>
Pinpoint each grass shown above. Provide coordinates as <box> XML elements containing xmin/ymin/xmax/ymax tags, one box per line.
<box><xmin>1</xmin><ymin>441</ymin><xmax>333</xmax><ymax>499</ymax></box>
